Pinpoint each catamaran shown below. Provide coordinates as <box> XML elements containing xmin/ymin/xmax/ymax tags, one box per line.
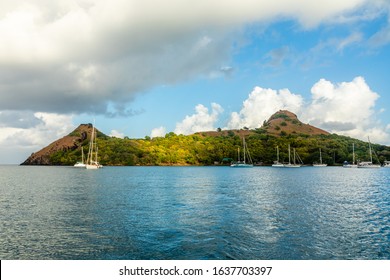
<box><xmin>284</xmin><ymin>144</ymin><xmax>302</xmax><ymax>168</ymax></box>
<box><xmin>313</xmin><ymin>148</ymin><xmax>327</xmax><ymax>167</ymax></box>
<box><xmin>272</xmin><ymin>146</ymin><xmax>284</xmax><ymax>167</ymax></box>
<box><xmin>86</xmin><ymin>123</ymin><xmax>103</xmax><ymax>169</ymax></box>
<box><xmin>343</xmin><ymin>143</ymin><xmax>358</xmax><ymax>168</ymax></box>
<box><xmin>230</xmin><ymin>137</ymin><xmax>253</xmax><ymax>168</ymax></box>
<box><xmin>74</xmin><ymin>147</ymin><xmax>86</xmax><ymax>168</ymax></box>
<box><xmin>358</xmin><ymin>137</ymin><xmax>381</xmax><ymax>168</ymax></box>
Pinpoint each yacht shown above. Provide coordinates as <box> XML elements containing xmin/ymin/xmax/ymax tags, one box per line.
<box><xmin>343</xmin><ymin>143</ymin><xmax>358</xmax><ymax>168</ymax></box>
<box><xmin>272</xmin><ymin>146</ymin><xmax>284</xmax><ymax>167</ymax></box>
<box><xmin>284</xmin><ymin>145</ymin><xmax>302</xmax><ymax>168</ymax></box>
<box><xmin>230</xmin><ymin>137</ymin><xmax>253</xmax><ymax>168</ymax></box>
<box><xmin>313</xmin><ymin>148</ymin><xmax>327</xmax><ymax>167</ymax></box>
<box><xmin>357</xmin><ymin>137</ymin><xmax>380</xmax><ymax>168</ymax></box>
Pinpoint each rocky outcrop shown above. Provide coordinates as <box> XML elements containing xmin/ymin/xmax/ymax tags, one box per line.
<box><xmin>21</xmin><ymin>124</ymin><xmax>95</xmax><ymax>165</ymax></box>
<box><xmin>263</xmin><ymin>110</ymin><xmax>329</xmax><ymax>136</ymax></box>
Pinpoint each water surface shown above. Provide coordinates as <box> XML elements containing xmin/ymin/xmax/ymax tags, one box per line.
<box><xmin>0</xmin><ymin>166</ymin><xmax>389</xmax><ymax>259</ymax></box>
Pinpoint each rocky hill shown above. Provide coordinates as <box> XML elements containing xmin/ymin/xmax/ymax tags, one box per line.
<box><xmin>20</xmin><ymin>111</ymin><xmax>390</xmax><ymax>166</ymax></box>
<box><xmin>198</xmin><ymin>110</ymin><xmax>329</xmax><ymax>137</ymax></box>
<box><xmin>21</xmin><ymin>124</ymin><xmax>104</xmax><ymax>165</ymax></box>
<box><xmin>262</xmin><ymin>110</ymin><xmax>329</xmax><ymax>136</ymax></box>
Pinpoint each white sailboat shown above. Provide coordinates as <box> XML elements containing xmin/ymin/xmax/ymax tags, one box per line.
<box><xmin>343</xmin><ymin>143</ymin><xmax>358</xmax><ymax>168</ymax></box>
<box><xmin>86</xmin><ymin>123</ymin><xmax>103</xmax><ymax>170</ymax></box>
<box><xmin>383</xmin><ymin>161</ymin><xmax>390</xmax><ymax>168</ymax></box>
<box><xmin>272</xmin><ymin>146</ymin><xmax>284</xmax><ymax>167</ymax></box>
<box><xmin>230</xmin><ymin>137</ymin><xmax>253</xmax><ymax>168</ymax></box>
<box><xmin>74</xmin><ymin>147</ymin><xmax>86</xmax><ymax>168</ymax></box>
<box><xmin>284</xmin><ymin>144</ymin><xmax>302</xmax><ymax>168</ymax></box>
<box><xmin>358</xmin><ymin>137</ymin><xmax>380</xmax><ymax>168</ymax></box>
<box><xmin>313</xmin><ymin>148</ymin><xmax>327</xmax><ymax>167</ymax></box>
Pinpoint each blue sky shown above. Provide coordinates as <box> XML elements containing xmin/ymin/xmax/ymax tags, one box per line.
<box><xmin>1</xmin><ymin>0</ymin><xmax>390</xmax><ymax>163</ymax></box>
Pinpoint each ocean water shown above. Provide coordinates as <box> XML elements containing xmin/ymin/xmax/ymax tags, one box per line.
<box><xmin>0</xmin><ymin>165</ymin><xmax>389</xmax><ymax>260</ymax></box>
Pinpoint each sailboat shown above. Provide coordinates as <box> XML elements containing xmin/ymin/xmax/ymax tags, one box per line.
<box><xmin>343</xmin><ymin>143</ymin><xmax>358</xmax><ymax>168</ymax></box>
<box><xmin>272</xmin><ymin>146</ymin><xmax>284</xmax><ymax>167</ymax></box>
<box><xmin>230</xmin><ymin>137</ymin><xmax>253</xmax><ymax>168</ymax></box>
<box><xmin>383</xmin><ymin>161</ymin><xmax>390</xmax><ymax>168</ymax></box>
<box><xmin>86</xmin><ymin>123</ymin><xmax>103</xmax><ymax>170</ymax></box>
<box><xmin>358</xmin><ymin>137</ymin><xmax>381</xmax><ymax>168</ymax></box>
<box><xmin>313</xmin><ymin>148</ymin><xmax>327</xmax><ymax>167</ymax></box>
<box><xmin>74</xmin><ymin>147</ymin><xmax>86</xmax><ymax>168</ymax></box>
<box><xmin>284</xmin><ymin>144</ymin><xmax>302</xmax><ymax>168</ymax></box>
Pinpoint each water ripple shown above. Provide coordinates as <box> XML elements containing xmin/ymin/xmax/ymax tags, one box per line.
<box><xmin>0</xmin><ymin>166</ymin><xmax>389</xmax><ymax>259</ymax></box>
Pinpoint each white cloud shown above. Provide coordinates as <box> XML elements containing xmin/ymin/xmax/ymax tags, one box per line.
<box><xmin>227</xmin><ymin>76</ymin><xmax>390</xmax><ymax>144</ymax></box>
<box><xmin>175</xmin><ymin>103</ymin><xmax>223</xmax><ymax>135</ymax></box>
<box><xmin>336</xmin><ymin>32</ymin><xmax>363</xmax><ymax>51</ymax></box>
<box><xmin>226</xmin><ymin>87</ymin><xmax>303</xmax><ymax>129</ymax></box>
<box><xmin>109</xmin><ymin>130</ymin><xmax>125</xmax><ymax>139</ymax></box>
<box><xmin>151</xmin><ymin>126</ymin><xmax>167</xmax><ymax>138</ymax></box>
<box><xmin>302</xmin><ymin>76</ymin><xmax>387</xmax><ymax>142</ymax></box>
<box><xmin>0</xmin><ymin>0</ymin><xmax>380</xmax><ymax>115</ymax></box>
<box><xmin>0</xmin><ymin>112</ymin><xmax>75</xmax><ymax>163</ymax></box>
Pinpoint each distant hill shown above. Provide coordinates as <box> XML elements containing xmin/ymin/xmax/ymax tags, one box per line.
<box><xmin>21</xmin><ymin>124</ymin><xmax>107</xmax><ymax>165</ymax></box>
<box><xmin>263</xmin><ymin>110</ymin><xmax>329</xmax><ymax>136</ymax></box>
<box><xmin>197</xmin><ymin>110</ymin><xmax>329</xmax><ymax>137</ymax></box>
<box><xmin>21</xmin><ymin>111</ymin><xmax>390</xmax><ymax>166</ymax></box>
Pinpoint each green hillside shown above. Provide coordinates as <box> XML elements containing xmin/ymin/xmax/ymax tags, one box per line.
<box><xmin>45</xmin><ymin>128</ymin><xmax>390</xmax><ymax>166</ymax></box>
<box><xmin>21</xmin><ymin>111</ymin><xmax>390</xmax><ymax>166</ymax></box>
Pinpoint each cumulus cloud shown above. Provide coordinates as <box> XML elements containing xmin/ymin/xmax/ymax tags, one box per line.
<box><xmin>0</xmin><ymin>112</ymin><xmax>75</xmax><ymax>163</ymax></box>
<box><xmin>151</xmin><ymin>126</ymin><xmax>167</xmax><ymax>138</ymax></box>
<box><xmin>226</xmin><ymin>87</ymin><xmax>303</xmax><ymax>129</ymax></box>
<box><xmin>0</xmin><ymin>0</ymin><xmax>379</xmax><ymax>115</ymax></box>
<box><xmin>109</xmin><ymin>130</ymin><xmax>125</xmax><ymax>139</ymax></box>
<box><xmin>302</xmin><ymin>76</ymin><xmax>387</xmax><ymax>141</ymax></box>
<box><xmin>174</xmin><ymin>103</ymin><xmax>223</xmax><ymax>135</ymax></box>
<box><xmin>227</xmin><ymin>76</ymin><xmax>389</xmax><ymax>143</ymax></box>
<box><xmin>0</xmin><ymin>111</ymin><xmax>43</xmax><ymax>128</ymax></box>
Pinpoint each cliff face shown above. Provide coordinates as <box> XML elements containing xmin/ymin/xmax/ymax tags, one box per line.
<box><xmin>21</xmin><ymin>124</ymin><xmax>94</xmax><ymax>165</ymax></box>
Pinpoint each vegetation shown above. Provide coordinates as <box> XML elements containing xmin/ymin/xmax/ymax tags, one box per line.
<box><xmin>48</xmin><ymin>130</ymin><xmax>390</xmax><ymax>166</ymax></box>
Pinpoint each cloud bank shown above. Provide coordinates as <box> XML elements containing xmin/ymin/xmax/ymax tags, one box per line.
<box><xmin>174</xmin><ymin>103</ymin><xmax>223</xmax><ymax>135</ymax></box>
<box><xmin>0</xmin><ymin>0</ymin><xmax>382</xmax><ymax>115</ymax></box>
<box><xmin>0</xmin><ymin>111</ymin><xmax>75</xmax><ymax>163</ymax></box>
<box><xmin>227</xmin><ymin>87</ymin><xmax>303</xmax><ymax>129</ymax></box>
<box><xmin>166</xmin><ymin>77</ymin><xmax>389</xmax><ymax>144</ymax></box>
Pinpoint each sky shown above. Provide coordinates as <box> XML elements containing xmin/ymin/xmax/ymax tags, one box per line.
<box><xmin>1</xmin><ymin>0</ymin><xmax>390</xmax><ymax>164</ymax></box>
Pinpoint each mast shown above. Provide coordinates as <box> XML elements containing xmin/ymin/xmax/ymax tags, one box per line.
<box><xmin>293</xmin><ymin>148</ymin><xmax>296</xmax><ymax>165</ymax></box>
<box><xmin>243</xmin><ymin>138</ymin><xmax>246</xmax><ymax>164</ymax></box>
<box><xmin>96</xmin><ymin>145</ymin><xmax>98</xmax><ymax>165</ymax></box>
<box><xmin>319</xmin><ymin>148</ymin><xmax>322</xmax><ymax>164</ymax></box>
<box><xmin>352</xmin><ymin>143</ymin><xmax>355</xmax><ymax>164</ymax></box>
<box><xmin>368</xmin><ymin>137</ymin><xmax>373</xmax><ymax>163</ymax></box>
<box><xmin>288</xmin><ymin>144</ymin><xmax>291</xmax><ymax>164</ymax></box>
<box><xmin>87</xmin><ymin>124</ymin><xmax>95</xmax><ymax>165</ymax></box>
<box><xmin>276</xmin><ymin>146</ymin><xmax>279</xmax><ymax>162</ymax></box>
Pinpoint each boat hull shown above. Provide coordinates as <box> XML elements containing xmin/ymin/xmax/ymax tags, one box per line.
<box><xmin>284</xmin><ymin>164</ymin><xmax>301</xmax><ymax>168</ymax></box>
<box><xmin>230</xmin><ymin>163</ymin><xmax>253</xmax><ymax>168</ymax></box>
<box><xmin>358</xmin><ymin>162</ymin><xmax>381</xmax><ymax>168</ymax></box>
<box><xmin>343</xmin><ymin>164</ymin><xmax>358</xmax><ymax>168</ymax></box>
<box><xmin>86</xmin><ymin>164</ymin><xmax>100</xmax><ymax>170</ymax></box>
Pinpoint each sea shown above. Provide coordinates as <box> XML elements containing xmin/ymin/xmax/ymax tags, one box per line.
<box><xmin>0</xmin><ymin>165</ymin><xmax>389</xmax><ymax>260</ymax></box>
